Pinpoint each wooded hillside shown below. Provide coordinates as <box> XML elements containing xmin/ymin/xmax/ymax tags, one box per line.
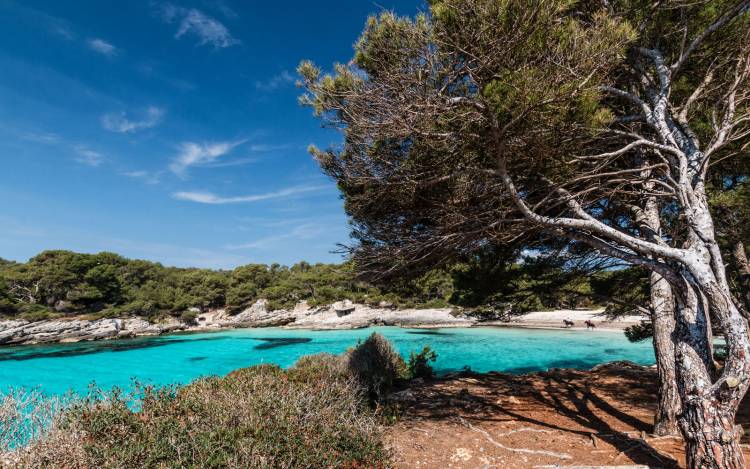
<box><xmin>0</xmin><ymin>250</ymin><xmax>605</xmax><ymax>322</ymax></box>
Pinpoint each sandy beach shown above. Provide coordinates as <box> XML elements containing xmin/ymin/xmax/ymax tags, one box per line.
<box><xmin>486</xmin><ymin>308</ymin><xmax>645</xmax><ymax>331</ymax></box>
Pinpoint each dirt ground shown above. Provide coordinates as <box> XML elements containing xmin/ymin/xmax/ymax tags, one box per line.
<box><xmin>386</xmin><ymin>362</ymin><xmax>750</xmax><ymax>468</ymax></box>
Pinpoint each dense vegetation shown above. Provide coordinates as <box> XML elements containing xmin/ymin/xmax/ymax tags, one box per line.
<box><xmin>2</xmin><ymin>333</ymin><xmax>422</xmax><ymax>468</ymax></box>
<box><xmin>0</xmin><ymin>250</ymin><xmax>605</xmax><ymax>322</ymax></box>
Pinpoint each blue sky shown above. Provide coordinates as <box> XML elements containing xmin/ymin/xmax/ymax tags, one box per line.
<box><xmin>0</xmin><ymin>0</ymin><xmax>421</xmax><ymax>268</ymax></box>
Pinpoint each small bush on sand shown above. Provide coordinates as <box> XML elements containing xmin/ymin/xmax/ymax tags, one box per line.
<box><xmin>8</xmin><ymin>364</ymin><xmax>390</xmax><ymax>468</ymax></box>
<box><xmin>345</xmin><ymin>333</ymin><xmax>408</xmax><ymax>403</ymax></box>
<box><xmin>408</xmin><ymin>346</ymin><xmax>437</xmax><ymax>380</ymax></box>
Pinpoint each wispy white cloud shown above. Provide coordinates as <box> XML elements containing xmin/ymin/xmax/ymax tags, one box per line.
<box><xmin>92</xmin><ymin>236</ymin><xmax>249</xmax><ymax>269</ymax></box>
<box><xmin>74</xmin><ymin>146</ymin><xmax>105</xmax><ymax>167</ymax></box>
<box><xmin>203</xmin><ymin>0</ymin><xmax>238</xmax><ymax>19</ymax></box>
<box><xmin>157</xmin><ymin>4</ymin><xmax>239</xmax><ymax>48</ymax></box>
<box><xmin>225</xmin><ymin>223</ymin><xmax>328</xmax><ymax>250</ymax></box>
<box><xmin>200</xmin><ymin>157</ymin><xmax>257</xmax><ymax>168</ymax></box>
<box><xmin>255</xmin><ymin>70</ymin><xmax>295</xmax><ymax>92</ymax></box>
<box><xmin>19</xmin><ymin>131</ymin><xmax>61</xmax><ymax>144</ymax></box>
<box><xmin>87</xmin><ymin>38</ymin><xmax>117</xmax><ymax>56</ymax></box>
<box><xmin>247</xmin><ymin>143</ymin><xmax>302</xmax><ymax>153</ymax></box>
<box><xmin>168</xmin><ymin>140</ymin><xmax>245</xmax><ymax>176</ymax></box>
<box><xmin>49</xmin><ymin>22</ymin><xmax>74</xmax><ymax>40</ymax></box>
<box><xmin>5</xmin><ymin>126</ymin><xmax>108</xmax><ymax>167</ymax></box>
<box><xmin>102</xmin><ymin>106</ymin><xmax>165</xmax><ymax>133</ymax></box>
<box><xmin>0</xmin><ymin>216</ymin><xmax>47</xmax><ymax>238</ymax></box>
<box><xmin>172</xmin><ymin>184</ymin><xmax>329</xmax><ymax>204</ymax></box>
<box><xmin>121</xmin><ymin>170</ymin><xmax>163</xmax><ymax>185</ymax></box>
<box><xmin>14</xmin><ymin>6</ymin><xmax>75</xmax><ymax>40</ymax></box>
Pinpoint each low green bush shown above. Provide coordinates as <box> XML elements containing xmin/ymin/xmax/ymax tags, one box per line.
<box><xmin>17</xmin><ymin>305</ymin><xmax>60</xmax><ymax>323</ymax></box>
<box><xmin>408</xmin><ymin>346</ymin><xmax>437</xmax><ymax>379</ymax></box>
<box><xmin>179</xmin><ymin>310</ymin><xmax>198</xmax><ymax>325</ymax></box>
<box><xmin>345</xmin><ymin>333</ymin><xmax>408</xmax><ymax>403</ymax></box>
<box><xmin>289</xmin><ymin>352</ymin><xmax>347</xmax><ymax>383</ymax></box>
<box><xmin>4</xmin><ymin>336</ymin><xmax>435</xmax><ymax>468</ymax></box>
<box><xmin>11</xmin><ymin>364</ymin><xmax>390</xmax><ymax>468</ymax></box>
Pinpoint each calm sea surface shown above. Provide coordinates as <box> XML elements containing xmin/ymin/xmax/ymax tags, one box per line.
<box><xmin>0</xmin><ymin>326</ymin><xmax>654</xmax><ymax>397</ymax></box>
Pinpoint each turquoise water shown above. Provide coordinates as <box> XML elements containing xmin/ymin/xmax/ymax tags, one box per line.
<box><xmin>0</xmin><ymin>327</ymin><xmax>654</xmax><ymax>397</ymax></box>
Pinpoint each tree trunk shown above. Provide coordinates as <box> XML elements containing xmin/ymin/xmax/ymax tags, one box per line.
<box><xmin>681</xmin><ymin>397</ymin><xmax>746</xmax><ymax>469</ymax></box>
<box><xmin>672</xmin><ymin>259</ymin><xmax>750</xmax><ymax>469</ymax></box>
<box><xmin>733</xmin><ymin>241</ymin><xmax>750</xmax><ymax>313</ymax></box>
<box><xmin>662</xmin><ymin>175</ymin><xmax>750</xmax><ymax>467</ymax></box>
<box><xmin>650</xmin><ymin>272</ymin><xmax>681</xmax><ymax>436</ymax></box>
<box><xmin>639</xmin><ymin>196</ymin><xmax>681</xmax><ymax>436</ymax></box>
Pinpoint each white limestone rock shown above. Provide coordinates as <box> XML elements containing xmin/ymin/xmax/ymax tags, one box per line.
<box><xmin>231</xmin><ymin>299</ymin><xmax>297</xmax><ymax>327</ymax></box>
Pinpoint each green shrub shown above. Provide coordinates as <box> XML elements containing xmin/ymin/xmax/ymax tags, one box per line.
<box><xmin>289</xmin><ymin>352</ymin><xmax>347</xmax><ymax>383</ymax></box>
<box><xmin>17</xmin><ymin>305</ymin><xmax>59</xmax><ymax>323</ymax></box>
<box><xmin>345</xmin><ymin>333</ymin><xmax>407</xmax><ymax>403</ymax></box>
<box><xmin>408</xmin><ymin>346</ymin><xmax>437</xmax><ymax>379</ymax></box>
<box><xmin>624</xmin><ymin>320</ymin><xmax>653</xmax><ymax>342</ymax></box>
<box><xmin>12</xmin><ymin>365</ymin><xmax>390</xmax><ymax>468</ymax></box>
<box><xmin>180</xmin><ymin>310</ymin><xmax>198</xmax><ymax>325</ymax></box>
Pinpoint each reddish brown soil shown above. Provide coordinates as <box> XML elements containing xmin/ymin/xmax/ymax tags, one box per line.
<box><xmin>386</xmin><ymin>362</ymin><xmax>750</xmax><ymax>468</ymax></box>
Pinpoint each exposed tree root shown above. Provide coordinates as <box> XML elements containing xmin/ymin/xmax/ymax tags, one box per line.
<box><xmin>495</xmin><ymin>427</ymin><xmax>555</xmax><ymax>438</ymax></box>
<box><xmin>459</xmin><ymin>418</ymin><xmax>572</xmax><ymax>460</ymax></box>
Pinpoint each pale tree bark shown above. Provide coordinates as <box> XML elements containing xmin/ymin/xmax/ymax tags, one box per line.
<box><xmin>671</xmin><ymin>266</ymin><xmax>746</xmax><ymax>469</ymax></box>
<box><xmin>636</xmin><ymin>192</ymin><xmax>681</xmax><ymax>436</ymax></box>
<box><xmin>649</xmin><ymin>272</ymin><xmax>681</xmax><ymax>436</ymax></box>
<box><xmin>733</xmin><ymin>241</ymin><xmax>750</xmax><ymax>312</ymax></box>
<box><xmin>660</xmin><ymin>182</ymin><xmax>746</xmax><ymax>469</ymax></box>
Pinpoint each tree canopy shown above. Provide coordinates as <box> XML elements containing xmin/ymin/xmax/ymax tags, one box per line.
<box><xmin>301</xmin><ymin>1</ymin><xmax>750</xmax><ymax>466</ymax></box>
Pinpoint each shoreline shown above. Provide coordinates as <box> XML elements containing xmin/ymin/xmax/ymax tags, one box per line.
<box><xmin>0</xmin><ymin>303</ymin><xmax>643</xmax><ymax>346</ymax></box>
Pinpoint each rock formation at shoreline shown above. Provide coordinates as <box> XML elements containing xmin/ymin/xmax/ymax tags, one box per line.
<box><xmin>0</xmin><ymin>317</ymin><xmax>184</xmax><ymax>345</ymax></box>
<box><xmin>0</xmin><ymin>300</ymin><xmax>473</xmax><ymax>345</ymax></box>
<box><xmin>0</xmin><ymin>300</ymin><xmax>640</xmax><ymax>345</ymax></box>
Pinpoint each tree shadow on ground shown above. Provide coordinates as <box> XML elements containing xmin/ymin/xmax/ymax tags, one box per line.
<box><xmin>393</xmin><ymin>362</ymin><xmax>683</xmax><ymax>467</ymax></box>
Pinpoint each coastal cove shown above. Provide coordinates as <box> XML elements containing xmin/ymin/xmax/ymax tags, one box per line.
<box><xmin>0</xmin><ymin>326</ymin><xmax>654</xmax><ymax>398</ymax></box>
<box><xmin>0</xmin><ymin>299</ymin><xmax>644</xmax><ymax>346</ymax></box>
